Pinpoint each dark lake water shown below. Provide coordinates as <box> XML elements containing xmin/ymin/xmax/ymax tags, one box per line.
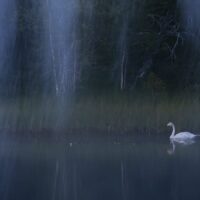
<box><xmin>0</xmin><ymin>136</ymin><xmax>200</xmax><ymax>200</ymax></box>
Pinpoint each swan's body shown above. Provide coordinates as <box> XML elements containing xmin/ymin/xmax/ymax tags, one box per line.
<box><xmin>171</xmin><ymin>131</ymin><xmax>196</xmax><ymax>139</ymax></box>
<box><xmin>167</xmin><ymin>122</ymin><xmax>199</xmax><ymax>140</ymax></box>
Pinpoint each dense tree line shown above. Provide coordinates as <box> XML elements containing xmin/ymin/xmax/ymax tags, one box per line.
<box><xmin>78</xmin><ymin>0</ymin><xmax>195</xmax><ymax>92</ymax></box>
<box><xmin>6</xmin><ymin>0</ymin><xmax>200</xmax><ymax>96</ymax></box>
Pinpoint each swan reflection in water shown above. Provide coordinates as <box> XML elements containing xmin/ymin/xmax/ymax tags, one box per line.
<box><xmin>167</xmin><ymin>139</ymin><xmax>195</xmax><ymax>155</ymax></box>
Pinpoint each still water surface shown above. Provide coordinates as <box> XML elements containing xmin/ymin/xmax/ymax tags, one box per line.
<box><xmin>0</xmin><ymin>136</ymin><xmax>200</xmax><ymax>200</ymax></box>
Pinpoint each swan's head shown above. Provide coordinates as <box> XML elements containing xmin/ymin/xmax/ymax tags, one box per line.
<box><xmin>167</xmin><ymin>122</ymin><xmax>174</xmax><ymax>127</ymax></box>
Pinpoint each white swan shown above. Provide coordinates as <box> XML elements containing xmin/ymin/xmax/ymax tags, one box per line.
<box><xmin>167</xmin><ymin>122</ymin><xmax>199</xmax><ymax>140</ymax></box>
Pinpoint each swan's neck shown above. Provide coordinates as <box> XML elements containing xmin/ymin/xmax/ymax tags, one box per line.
<box><xmin>170</xmin><ymin>125</ymin><xmax>175</xmax><ymax>137</ymax></box>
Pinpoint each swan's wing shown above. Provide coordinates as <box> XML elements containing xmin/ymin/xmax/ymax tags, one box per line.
<box><xmin>175</xmin><ymin>132</ymin><xmax>195</xmax><ymax>139</ymax></box>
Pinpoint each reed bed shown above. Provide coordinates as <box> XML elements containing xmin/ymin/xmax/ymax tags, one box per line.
<box><xmin>0</xmin><ymin>93</ymin><xmax>200</xmax><ymax>136</ymax></box>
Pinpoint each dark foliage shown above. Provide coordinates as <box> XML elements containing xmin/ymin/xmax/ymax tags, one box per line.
<box><xmin>11</xmin><ymin>0</ymin><xmax>200</xmax><ymax>94</ymax></box>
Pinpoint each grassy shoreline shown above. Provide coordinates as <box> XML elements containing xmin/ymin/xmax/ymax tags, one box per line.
<box><xmin>67</xmin><ymin>94</ymin><xmax>200</xmax><ymax>135</ymax></box>
<box><xmin>0</xmin><ymin>93</ymin><xmax>200</xmax><ymax>137</ymax></box>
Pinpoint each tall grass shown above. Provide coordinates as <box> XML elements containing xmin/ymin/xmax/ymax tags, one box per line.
<box><xmin>67</xmin><ymin>93</ymin><xmax>200</xmax><ymax>135</ymax></box>
<box><xmin>0</xmin><ymin>93</ymin><xmax>200</xmax><ymax>136</ymax></box>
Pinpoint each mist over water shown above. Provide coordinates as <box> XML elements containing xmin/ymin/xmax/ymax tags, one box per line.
<box><xmin>43</xmin><ymin>0</ymin><xmax>79</xmax><ymax>96</ymax></box>
<box><xmin>37</xmin><ymin>0</ymin><xmax>79</xmax><ymax>129</ymax></box>
<box><xmin>0</xmin><ymin>0</ymin><xmax>80</xmax><ymax>130</ymax></box>
<box><xmin>177</xmin><ymin>0</ymin><xmax>200</xmax><ymax>85</ymax></box>
<box><xmin>114</xmin><ymin>0</ymin><xmax>130</xmax><ymax>90</ymax></box>
<box><xmin>0</xmin><ymin>0</ymin><xmax>17</xmax><ymax>97</ymax></box>
<box><xmin>178</xmin><ymin>0</ymin><xmax>200</xmax><ymax>35</ymax></box>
